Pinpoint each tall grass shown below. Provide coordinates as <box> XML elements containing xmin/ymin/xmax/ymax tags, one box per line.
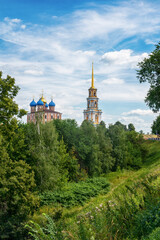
<box><xmin>27</xmin><ymin>141</ymin><xmax>160</xmax><ymax>240</ymax></box>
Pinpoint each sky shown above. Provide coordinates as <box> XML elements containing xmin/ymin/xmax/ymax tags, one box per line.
<box><xmin>0</xmin><ymin>0</ymin><xmax>160</xmax><ymax>133</ymax></box>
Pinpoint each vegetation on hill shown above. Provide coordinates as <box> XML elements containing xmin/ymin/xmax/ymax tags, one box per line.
<box><xmin>0</xmin><ymin>68</ymin><xmax>160</xmax><ymax>240</ymax></box>
<box><xmin>26</xmin><ymin>141</ymin><xmax>160</xmax><ymax>240</ymax></box>
<box><xmin>137</xmin><ymin>41</ymin><xmax>160</xmax><ymax>113</ymax></box>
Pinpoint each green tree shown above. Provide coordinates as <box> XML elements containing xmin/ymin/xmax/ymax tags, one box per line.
<box><xmin>128</xmin><ymin>123</ymin><xmax>135</xmax><ymax>131</ymax></box>
<box><xmin>0</xmin><ymin>134</ymin><xmax>38</xmax><ymax>239</ymax></box>
<box><xmin>23</xmin><ymin>122</ymin><xmax>72</xmax><ymax>191</ymax></box>
<box><xmin>114</xmin><ymin>121</ymin><xmax>127</xmax><ymax>131</ymax></box>
<box><xmin>96</xmin><ymin>122</ymin><xmax>115</xmax><ymax>173</ymax></box>
<box><xmin>53</xmin><ymin>119</ymin><xmax>79</xmax><ymax>151</ymax></box>
<box><xmin>78</xmin><ymin>120</ymin><xmax>101</xmax><ymax>176</ymax></box>
<box><xmin>125</xmin><ymin>131</ymin><xmax>147</xmax><ymax>168</ymax></box>
<box><xmin>151</xmin><ymin>116</ymin><xmax>160</xmax><ymax>134</ymax></box>
<box><xmin>137</xmin><ymin>42</ymin><xmax>160</xmax><ymax>112</ymax></box>
<box><xmin>0</xmin><ymin>72</ymin><xmax>27</xmax><ymax>135</ymax></box>
<box><xmin>108</xmin><ymin>123</ymin><xmax>128</xmax><ymax>170</ymax></box>
<box><xmin>0</xmin><ymin>72</ymin><xmax>27</xmax><ymax>161</ymax></box>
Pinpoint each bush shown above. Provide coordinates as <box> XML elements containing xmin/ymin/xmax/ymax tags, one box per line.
<box><xmin>26</xmin><ymin>213</ymin><xmax>60</xmax><ymax>240</ymax></box>
<box><xmin>146</xmin><ymin>227</ymin><xmax>160</xmax><ymax>240</ymax></box>
<box><xmin>0</xmin><ymin>156</ymin><xmax>39</xmax><ymax>239</ymax></box>
<box><xmin>40</xmin><ymin>177</ymin><xmax>110</xmax><ymax>207</ymax></box>
<box><xmin>133</xmin><ymin>202</ymin><xmax>160</xmax><ymax>239</ymax></box>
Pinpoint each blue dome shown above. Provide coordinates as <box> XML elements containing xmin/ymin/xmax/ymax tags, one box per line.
<box><xmin>49</xmin><ymin>100</ymin><xmax>55</xmax><ymax>107</ymax></box>
<box><xmin>45</xmin><ymin>103</ymin><xmax>49</xmax><ymax>108</ymax></box>
<box><xmin>37</xmin><ymin>99</ymin><xmax>44</xmax><ymax>106</ymax></box>
<box><xmin>30</xmin><ymin>99</ymin><xmax>37</xmax><ymax>107</ymax></box>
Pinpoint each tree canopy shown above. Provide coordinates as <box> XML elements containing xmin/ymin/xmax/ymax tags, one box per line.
<box><xmin>137</xmin><ymin>42</ymin><xmax>160</xmax><ymax>112</ymax></box>
<box><xmin>151</xmin><ymin>116</ymin><xmax>160</xmax><ymax>134</ymax></box>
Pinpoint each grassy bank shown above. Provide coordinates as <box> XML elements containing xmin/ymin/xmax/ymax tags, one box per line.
<box><xmin>28</xmin><ymin>141</ymin><xmax>160</xmax><ymax>239</ymax></box>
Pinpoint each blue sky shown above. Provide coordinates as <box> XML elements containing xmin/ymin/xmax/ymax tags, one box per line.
<box><xmin>0</xmin><ymin>0</ymin><xmax>160</xmax><ymax>132</ymax></box>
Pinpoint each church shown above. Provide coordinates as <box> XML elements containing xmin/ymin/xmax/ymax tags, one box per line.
<box><xmin>27</xmin><ymin>63</ymin><xmax>102</xmax><ymax>125</ymax></box>
<box><xmin>83</xmin><ymin>63</ymin><xmax>102</xmax><ymax>125</ymax></box>
<box><xmin>27</xmin><ymin>95</ymin><xmax>62</xmax><ymax>124</ymax></box>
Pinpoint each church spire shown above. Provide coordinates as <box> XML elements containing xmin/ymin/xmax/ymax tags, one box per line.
<box><xmin>91</xmin><ymin>62</ymin><xmax>94</xmax><ymax>88</ymax></box>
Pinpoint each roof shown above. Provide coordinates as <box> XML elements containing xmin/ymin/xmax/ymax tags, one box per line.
<box><xmin>37</xmin><ymin>99</ymin><xmax>44</xmax><ymax>105</ymax></box>
<box><xmin>41</xmin><ymin>96</ymin><xmax>47</xmax><ymax>104</ymax></box>
<box><xmin>49</xmin><ymin>100</ymin><xmax>55</xmax><ymax>107</ymax></box>
<box><xmin>30</xmin><ymin>99</ymin><xmax>37</xmax><ymax>107</ymax></box>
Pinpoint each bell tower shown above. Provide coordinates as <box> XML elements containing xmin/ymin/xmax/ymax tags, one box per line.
<box><xmin>83</xmin><ymin>63</ymin><xmax>102</xmax><ymax>125</ymax></box>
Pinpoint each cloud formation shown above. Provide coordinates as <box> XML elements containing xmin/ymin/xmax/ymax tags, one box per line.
<box><xmin>102</xmin><ymin>78</ymin><xmax>124</xmax><ymax>85</ymax></box>
<box><xmin>122</xmin><ymin>109</ymin><xmax>155</xmax><ymax>116</ymax></box>
<box><xmin>0</xmin><ymin>0</ymin><xmax>160</xmax><ymax>132</ymax></box>
<box><xmin>101</xmin><ymin>50</ymin><xmax>148</xmax><ymax>69</ymax></box>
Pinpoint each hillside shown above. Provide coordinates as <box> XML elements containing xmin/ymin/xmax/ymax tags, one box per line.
<box><xmin>28</xmin><ymin>140</ymin><xmax>160</xmax><ymax>240</ymax></box>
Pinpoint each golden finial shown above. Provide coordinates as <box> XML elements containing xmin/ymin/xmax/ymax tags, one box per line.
<box><xmin>91</xmin><ymin>62</ymin><xmax>94</xmax><ymax>88</ymax></box>
<box><xmin>41</xmin><ymin>90</ymin><xmax>47</xmax><ymax>103</ymax></box>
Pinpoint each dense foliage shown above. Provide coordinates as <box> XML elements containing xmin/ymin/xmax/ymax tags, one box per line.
<box><xmin>40</xmin><ymin>177</ymin><xmax>110</xmax><ymax>207</ymax></box>
<box><xmin>152</xmin><ymin>115</ymin><xmax>160</xmax><ymax>134</ymax></box>
<box><xmin>137</xmin><ymin>42</ymin><xmax>160</xmax><ymax>112</ymax></box>
<box><xmin>0</xmin><ymin>71</ymin><xmax>151</xmax><ymax>239</ymax></box>
<box><xmin>0</xmin><ymin>141</ymin><xmax>39</xmax><ymax>239</ymax></box>
<box><xmin>27</xmin><ymin>169</ymin><xmax>160</xmax><ymax>240</ymax></box>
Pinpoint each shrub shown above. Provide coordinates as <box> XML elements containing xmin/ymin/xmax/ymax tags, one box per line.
<box><xmin>26</xmin><ymin>213</ymin><xmax>60</xmax><ymax>240</ymax></box>
<box><xmin>40</xmin><ymin>177</ymin><xmax>110</xmax><ymax>207</ymax></box>
<box><xmin>146</xmin><ymin>227</ymin><xmax>160</xmax><ymax>240</ymax></box>
<box><xmin>133</xmin><ymin>202</ymin><xmax>160</xmax><ymax>239</ymax></box>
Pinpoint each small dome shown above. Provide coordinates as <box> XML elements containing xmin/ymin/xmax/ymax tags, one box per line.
<box><xmin>41</xmin><ymin>96</ymin><xmax>47</xmax><ymax>104</ymax></box>
<box><xmin>37</xmin><ymin>99</ymin><xmax>44</xmax><ymax>106</ymax></box>
<box><xmin>30</xmin><ymin>99</ymin><xmax>37</xmax><ymax>107</ymax></box>
<box><xmin>45</xmin><ymin>103</ymin><xmax>49</xmax><ymax>108</ymax></box>
<box><xmin>49</xmin><ymin>100</ymin><xmax>55</xmax><ymax>107</ymax></box>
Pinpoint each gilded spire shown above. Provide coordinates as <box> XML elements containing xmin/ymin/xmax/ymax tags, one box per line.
<box><xmin>91</xmin><ymin>62</ymin><xmax>94</xmax><ymax>88</ymax></box>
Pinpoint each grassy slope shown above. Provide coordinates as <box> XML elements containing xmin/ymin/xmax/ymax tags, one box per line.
<box><xmin>60</xmin><ymin>141</ymin><xmax>160</xmax><ymax>228</ymax></box>
<box><xmin>33</xmin><ymin>141</ymin><xmax>160</xmax><ymax>234</ymax></box>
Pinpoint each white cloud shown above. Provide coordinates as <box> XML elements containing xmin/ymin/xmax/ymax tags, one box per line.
<box><xmin>21</xmin><ymin>24</ymin><xmax>26</xmax><ymax>29</ymax></box>
<box><xmin>24</xmin><ymin>70</ymin><xmax>44</xmax><ymax>76</ymax></box>
<box><xmin>0</xmin><ymin>0</ymin><xmax>160</xmax><ymax>132</ymax></box>
<box><xmin>101</xmin><ymin>50</ymin><xmax>148</xmax><ymax>69</ymax></box>
<box><xmin>119</xmin><ymin>116</ymin><xmax>145</xmax><ymax>124</ymax></box>
<box><xmin>11</xmin><ymin>18</ymin><xmax>21</xmax><ymax>23</ymax></box>
<box><xmin>102</xmin><ymin>77</ymin><xmax>124</xmax><ymax>85</ymax></box>
<box><xmin>99</xmin><ymin>84</ymin><xmax>148</xmax><ymax>102</ymax></box>
<box><xmin>122</xmin><ymin>109</ymin><xmax>156</xmax><ymax>116</ymax></box>
<box><xmin>52</xmin><ymin>16</ymin><xmax>58</xmax><ymax>19</ymax></box>
<box><xmin>4</xmin><ymin>17</ymin><xmax>21</xmax><ymax>23</ymax></box>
